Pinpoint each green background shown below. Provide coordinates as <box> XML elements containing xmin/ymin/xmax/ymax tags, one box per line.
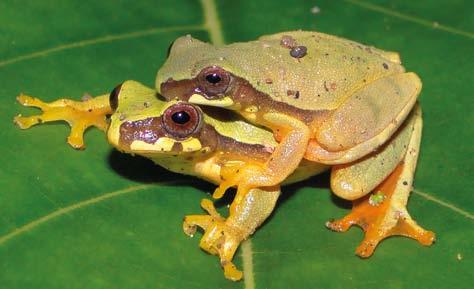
<box><xmin>0</xmin><ymin>0</ymin><xmax>472</xmax><ymax>288</ymax></box>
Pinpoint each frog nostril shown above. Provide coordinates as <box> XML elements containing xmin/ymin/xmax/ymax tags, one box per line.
<box><xmin>109</xmin><ymin>83</ymin><xmax>122</xmax><ymax>111</ymax></box>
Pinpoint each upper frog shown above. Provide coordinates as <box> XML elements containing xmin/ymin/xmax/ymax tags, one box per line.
<box><xmin>156</xmin><ymin>30</ymin><xmax>404</xmax><ymax>111</ymax></box>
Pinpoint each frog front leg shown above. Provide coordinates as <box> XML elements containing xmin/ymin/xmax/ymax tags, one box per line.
<box><xmin>213</xmin><ymin>113</ymin><xmax>310</xmax><ymax>199</ymax></box>
<box><xmin>14</xmin><ymin>93</ymin><xmax>112</xmax><ymax>149</ymax></box>
<box><xmin>326</xmin><ymin>104</ymin><xmax>435</xmax><ymax>257</ymax></box>
<box><xmin>183</xmin><ymin>186</ymin><xmax>280</xmax><ymax>281</ymax></box>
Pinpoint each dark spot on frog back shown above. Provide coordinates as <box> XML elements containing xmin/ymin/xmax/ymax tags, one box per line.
<box><xmin>290</xmin><ymin>46</ymin><xmax>307</xmax><ymax>58</ymax></box>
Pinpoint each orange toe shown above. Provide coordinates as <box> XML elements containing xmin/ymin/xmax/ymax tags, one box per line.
<box><xmin>327</xmin><ymin>164</ymin><xmax>435</xmax><ymax>257</ymax></box>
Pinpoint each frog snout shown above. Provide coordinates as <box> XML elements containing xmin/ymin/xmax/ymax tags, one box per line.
<box><xmin>160</xmin><ymin>78</ymin><xmax>197</xmax><ymax>101</ymax></box>
<box><xmin>119</xmin><ymin>117</ymin><xmax>164</xmax><ymax>146</ymax></box>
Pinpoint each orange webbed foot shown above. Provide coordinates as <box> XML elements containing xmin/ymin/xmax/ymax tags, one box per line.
<box><xmin>326</xmin><ymin>164</ymin><xmax>435</xmax><ymax>257</ymax></box>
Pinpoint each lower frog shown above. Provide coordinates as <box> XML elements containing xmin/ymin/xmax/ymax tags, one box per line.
<box><xmin>14</xmin><ymin>80</ymin><xmax>434</xmax><ymax>281</ymax></box>
<box><xmin>14</xmin><ymin>80</ymin><xmax>327</xmax><ymax>281</ymax></box>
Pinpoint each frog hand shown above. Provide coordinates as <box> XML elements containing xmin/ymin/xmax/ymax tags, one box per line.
<box><xmin>183</xmin><ymin>199</ymin><xmax>244</xmax><ymax>281</ymax></box>
<box><xmin>213</xmin><ymin>163</ymin><xmax>262</xmax><ymax>199</ymax></box>
<box><xmin>326</xmin><ymin>163</ymin><xmax>435</xmax><ymax>258</ymax></box>
<box><xmin>213</xmin><ymin>112</ymin><xmax>310</xmax><ymax>200</ymax></box>
<box><xmin>14</xmin><ymin>94</ymin><xmax>111</xmax><ymax>149</ymax></box>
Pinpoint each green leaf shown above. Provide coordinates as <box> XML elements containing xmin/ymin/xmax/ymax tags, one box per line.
<box><xmin>1</xmin><ymin>0</ymin><xmax>472</xmax><ymax>288</ymax></box>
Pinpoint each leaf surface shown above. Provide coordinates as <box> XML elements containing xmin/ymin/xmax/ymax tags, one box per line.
<box><xmin>0</xmin><ymin>1</ymin><xmax>472</xmax><ymax>288</ymax></box>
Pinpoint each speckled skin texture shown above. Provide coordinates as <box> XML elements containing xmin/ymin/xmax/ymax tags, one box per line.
<box><xmin>156</xmin><ymin>31</ymin><xmax>421</xmax><ymax>166</ymax></box>
<box><xmin>149</xmin><ymin>32</ymin><xmax>434</xmax><ymax>272</ymax></box>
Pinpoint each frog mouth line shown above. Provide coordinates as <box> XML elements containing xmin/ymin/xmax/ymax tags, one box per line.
<box><xmin>188</xmin><ymin>94</ymin><xmax>234</xmax><ymax>107</ymax></box>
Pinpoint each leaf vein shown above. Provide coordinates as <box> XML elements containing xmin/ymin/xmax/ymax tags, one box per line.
<box><xmin>200</xmin><ymin>0</ymin><xmax>225</xmax><ymax>45</ymax></box>
<box><xmin>0</xmin><ymin>183</ymin><xmax>163</xmax><ymax>245</ymax></box>
<box><xmin>344</xmin><ymin>0</ymin><xmax>474</xmax><ymax>39</ymax></box>
<box><xmin>241</xmin><ymin>239</ymin><xmax>255</xmax><ymax>289</ymax></box>
<box><xmin>413</xmin><ymin>189</ymin><xmax>474</xmax><ymax>220</ymax></box>
<box><xmin>0</xmin><ymin>25</ymin><xmax>204</xmax><ymax>68</ymax></box>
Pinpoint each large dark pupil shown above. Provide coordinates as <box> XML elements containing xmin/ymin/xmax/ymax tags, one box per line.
<box><xmin>171</xmin><ymin>111</ymin><xmax>190</xmax><ymax>124</ymax></box>
<box><xmin>205</xmin><ymin>73</ymin><xmax>222</xmax><ymax>84</ymax></box>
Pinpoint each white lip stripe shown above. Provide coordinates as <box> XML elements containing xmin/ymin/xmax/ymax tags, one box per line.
<box><xmin>189</xmin><ymin>94</ymin><xmax>234</xmax><ymax>107</ymax></box>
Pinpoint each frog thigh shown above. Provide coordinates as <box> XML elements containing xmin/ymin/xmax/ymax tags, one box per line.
<box><xmin>330</xmin><ymin>103</ymin><xmax>419</xmax><ymax>200</ymax></box>
<box><xmin>308</xmin><ymin>72</ymin><xmax>421</xmax><ymax>164</ymax></box>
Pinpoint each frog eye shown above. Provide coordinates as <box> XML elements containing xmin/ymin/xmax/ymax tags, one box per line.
<box><xmin>109</xmin><ymin>83</ymin><xmax>123</xmax><ymax>111</ymax></box>
<box><xmin>197</xmin><ymin>66</ymin><xmax>231</xmax><ymax>97</ymax></box>
<box><xmin>162</xmin><ymin>103</ymin><xmax>202</xmax><ymax>138</ymax></box>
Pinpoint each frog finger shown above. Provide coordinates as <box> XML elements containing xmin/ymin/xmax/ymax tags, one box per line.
<box><xmin>183</xmin><ymin>215</ymin><xmax>213</xmax><ymax>236</ymax></box>
<box><xmin>183</xmin><ymin>199</ymin><xmax>224</xmax><ymax>236</ymax></box>
<box><xmin>200</xmin><ymin>198</ymin><xmax>222</xmax><ymax>218</ymax></box>
<box><xmin>67</xmin><ymin>121</ymin><xmax>90</xmax><ymax>149</ymax></box>
<box><xmin>14</xmin><ymin>94</ymin><xmax>56</xmax><ymax>128</ymax></box>
<box><xmin>213</xmin><ymin>163</ymin><xmax>249</xmax><ymax>199</ymax></box>
<box><xmin>16</xmin><ymin>94</ymin><xmax>50</xmax><ymax>110</ymax></box>
<box><xmin>222</xmin><ymin>261</ymin><xmax>243</xmax><ymax>282</ymax></box>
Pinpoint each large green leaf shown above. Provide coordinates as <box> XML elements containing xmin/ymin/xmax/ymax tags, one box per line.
<box><xmin>1</xmin><ymin>0</ymin><xmax>472</xmax><ymax>288</ymax></box>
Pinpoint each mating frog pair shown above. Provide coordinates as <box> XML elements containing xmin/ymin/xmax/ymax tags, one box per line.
<box><xmin>15</xmin><ymin>31</ymin><xmax>434</xmax><ymax>281</ymax></box>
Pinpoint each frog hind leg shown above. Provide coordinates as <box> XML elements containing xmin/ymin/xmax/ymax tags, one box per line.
<box><xmin>213</xmin><ymin>112</ymin><xmax>310</xmax><ymax>199</ymax></box>
<box><xmin>183</xmin><ymin>186</ymin><xmax>280</xmax><ymax>281</ymax></box>
<box><xmin>14</xmin><ymin>94</ymin><xmax>111</xmax><ymax>149</ymax></box>
<box><xmin>326</xmin><ymin>105</ymin><xmax>435</xmax><ymax>257</ymax></box>
<box><xmin>305</xmin><ymin>72</ymin><xmax>422</xmax><ymax>165</ymax></box>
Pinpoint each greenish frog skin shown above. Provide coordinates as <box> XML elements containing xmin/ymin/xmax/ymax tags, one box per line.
<box><xmin>155</xmin><ymin>30</ymin><xmax>435</xmax><ymax>267</ymax></box>
<box><xmin>157</xmin><ymin>30</ymin><xmax>422</xmax><ymax>201</ymax></box>
<box><xmin>14</xmin><ymin>31</ymin><xmax>436</xmax><ymax>281</ymax></box>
